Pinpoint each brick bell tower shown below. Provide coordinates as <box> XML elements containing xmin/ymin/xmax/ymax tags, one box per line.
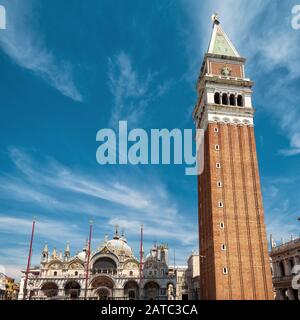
<box><xmin>193</xmin><ymin>15</ymin><xmax>273</xmax><ymax>300</ymax></box>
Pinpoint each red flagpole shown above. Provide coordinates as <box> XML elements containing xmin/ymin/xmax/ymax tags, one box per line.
<box><xmin>84</xmin><ymin>221</ymin><xmax>93</xmax><ymax>300</ymax></box>
<box><xmin>23</xmin><ymin>218</ymin><xmax>36</xmax><ymax>300</ymax></box>
<box><xmin>139</xmin><ymin>224</ymin><xmax>143</xmax><ymax>283</ymax></box>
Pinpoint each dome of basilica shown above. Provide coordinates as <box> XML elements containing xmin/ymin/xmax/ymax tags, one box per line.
<box><xmin>103</xmin><ymin>226</ymin><xmax>133</xmax><ymax>257</ymax></box>
<box><xmin>106</xmin><ymin>238</ymin><xmax>133</xmax><ymax>257</ymax></box>
<box><xmin>77</xmin><ymin>250</ymin><xmax>86</xmax><ymax>261</ymax></box>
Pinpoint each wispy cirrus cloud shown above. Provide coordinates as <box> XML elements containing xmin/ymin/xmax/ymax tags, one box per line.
<box><xmin>108</xmin><ymin>51</ymin><xmax>171</xmax><ymax>126</ymax></box>
<box><xmin>108</xmin><ymin>218</ymin><xmax>197</xmax><ymax>246</ymax></box>
<box><xmin>262</xmin><ymin>174</ymin><xmax>300</xmax><ymax>242</ymax></box>
<box><xmin>0</xmin><ymin>147</ymin><xmax>197</xmax><ymax>247</ymax></box>
<box><xmin>5</xmin><ymin>148</ymin><xmax>154</xmax><ymax>213</ymax></box>
<box><xmin>0</xmin><ymin>216</ymin><xmax>82</xmax><ymax>243</ymax></box>
<box><xmin>0</xmin><ymin>0</ymin><xmax>82</xmax><ymax>102</ymax></box>
<box><xmin>0</xmin><ymin>216</ymin><xmax>84</xmax><ymax>280</ymax></box>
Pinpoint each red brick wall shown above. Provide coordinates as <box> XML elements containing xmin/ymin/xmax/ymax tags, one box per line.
<box><xmin>198</xmin><ymin>123</ymin><xmax>273</xmax><ymax>300</ymax></box>
<box><xmin>210</xmin><ymin>61</ymin><xmax>243</xmax><ymax>78</ymax></box>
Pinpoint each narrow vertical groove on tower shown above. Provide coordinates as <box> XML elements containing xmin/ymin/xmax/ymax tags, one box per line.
<box><xmin>238</xmin><ymin>125</ymin><xmax>256</xmax><ymax>299</ymax></box>
<box><xmin>206</xmin><ymin>130</ymin><xmax>216</xmax><ymax>299</ymax></box>
<box><xmin>248</xmin><ymin>128</ymin><xmax>270</xmax><ymax>299</ymax></box>
<box><xmin>228</xmin><ymin>125</ymin><xmax>244</xmax><ymax>299</ymax></box>
<box><xmin>218</xmin><ymin>123</ymin><xmax>232</xmax><ymax>299</ymax></box>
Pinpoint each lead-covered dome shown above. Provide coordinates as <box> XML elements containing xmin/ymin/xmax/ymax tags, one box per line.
<box><xmin>77</xmin><ymin>250</ymin><xmax>86</xmax><ymax>261</ymax></box>
<box><xmin>106</xmin><ymin>238</ymin><xmax>133</xmax><ymax>257</ymax></box>
<box><xmin>104</xmin><ymin>227</ymin><xmax>133</xmax><ymax>257</ymax></box>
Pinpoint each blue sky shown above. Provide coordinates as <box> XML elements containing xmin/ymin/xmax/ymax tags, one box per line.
<box><xmin>0</xmin><ymin>0</ymin><xmax>300</xmax><ymax>280</ymax></box>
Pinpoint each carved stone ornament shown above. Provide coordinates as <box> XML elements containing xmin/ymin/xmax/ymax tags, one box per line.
<box><xmin>221</xmin><ymin>65</ymin><xmax>232</xmax><ymax>76</ymax></box>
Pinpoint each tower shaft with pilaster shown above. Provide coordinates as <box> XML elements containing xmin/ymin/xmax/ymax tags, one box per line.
<box><xmin>193</xmin><ymin>17</ymin><xmax>273</xmax><ymax>300</ymax></box>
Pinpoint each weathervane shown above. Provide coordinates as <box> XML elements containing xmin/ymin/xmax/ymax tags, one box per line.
<box><xmin>211</xmin><ymin>12</ymin><xmax>220</xmax><ymax>24</ymax></box>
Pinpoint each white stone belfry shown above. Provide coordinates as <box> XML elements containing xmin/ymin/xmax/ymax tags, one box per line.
<box><xmin>193</xmin><ymin>16</ymin><xmax>254</xmax><ymax>130</ymax></box>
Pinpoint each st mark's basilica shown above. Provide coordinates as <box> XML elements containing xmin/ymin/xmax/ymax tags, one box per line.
<box><xmin>18</xmin><ymin>227</ymin><xmax>176</xmax><ymax>300</ymax></box>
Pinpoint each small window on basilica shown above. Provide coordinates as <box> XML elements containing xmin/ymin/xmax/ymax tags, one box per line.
<box><xmin>223</xmin><ymin>267</ymin><xmax>228</xmax><ymax>275</ymax></box>
<box><xmin>221</xmin><ymin>244</ymin><xmax>226</xmax><ymax>251</ymax></box>
<box><xmin>216</xmin><ymin>163</ymin><xmax>221</xmax><ymax>169</ymax></box>
<box><xmin>54</xmin><ymin>271</ymin><xmax>57</xmax><ymax>276</ymax></box>
<box><xmin>75</xmin><ymin>271</ymin><xmax>78</xmax><ymax>276</ymax></box>
<box><xmin>220</xmin><ymin>222</ymin><xmax>225</xmax><ymax>229</ymax></box>
<box><xmin>214</xmin><ymin>127</ymin><xmax>219</xmax><ymax>133</ymax></box>
<box><xmin>217</xmin><ymin>181</ymin><xmax>222</xmax><ymax>188</ymax></box>
<box><xmin>215</xmin><ymin>144</ymin><xmax>220</xmax><ymax>151</ymax></box>
<box><xmin>129</xmin><ymin>271</ymin><xmax>133</xmax><ymax>276</ymax></box>
<box><xmin>218</xmin><ymin>201</ymin><xmax>224</xmax><ymax>208</ymax></box>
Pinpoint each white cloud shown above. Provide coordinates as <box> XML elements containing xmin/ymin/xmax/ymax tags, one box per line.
<box><xmin>0</xmin><ymin>215</ymin><xmax>83</xmax><ymax>243</ymax></box>
<box><xmin>108</xmin><ymin>52</ymin><xmax>152</xmax><ymax>126</ymax></box>
<box><xmin>0</xmin><ymin>0</ymin><xmax>82</xmax><ymax>101</ymax></box>
<box><xmin>266</xmin><ymin>216</ymin><xmax>299</xmax><ymax>245</ymax></box>
<box><xmin>7</xmin><ymin>148</ymin><xmax>179</xmax><ymax>218</ymax></box>
<box><xmin>262</xmin><ymin>173</ymin><xmax>300</xmax><ymax>242</ymax></box>
<box><xmin>107</xmin><ymin>52</ymin><xmax>171</xmax><ymax>126</ymax></box>
<box><xmin>280</xmin><ymin>148</ymin><xmax>300</xmax><ymax>156</ymax></box>
<box><xmin>0</xmin><ymin>214</ymin><xmax>87</xmax><ymax>279</ymax></box>
<box><xmin>0</xmin><ymin>264</ymin><xmax>22</xmax><ymax>281</ymax></box>
<box><xmin>1</xmin><ymin>148</ymin><xmax>197</xmax><ymax>250</ymax></box>
<box><xmin>108</xmin><ymin>218</ymin><xmax>197</xmax><ymax>246</ymax></box>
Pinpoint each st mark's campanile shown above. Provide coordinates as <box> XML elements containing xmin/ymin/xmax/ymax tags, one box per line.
<box><xmin>193</xmin><ymin>15</ymin><xmax>273</xmax><ymax>300</ymax></box>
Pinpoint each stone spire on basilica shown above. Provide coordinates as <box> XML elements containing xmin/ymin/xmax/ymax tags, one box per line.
<box><xmin>120</xmin><ymin>228</ymin><xmax>127</xmax><ymax>243</ymax></box>
<box><xmin>41</xmin><ymin>242</ymin><xmax>49</xmax><ymax>262</ymax></box>
<box><xmin>64</xmin><ymin>241</ymin><xmax>70</xmax><ymax>261</ymax></box>
<box><xmin>52</xmin><ymin>248</ymin><xmax>57</xmax><ymax>259</ymax></box>
<box><xmin>113</xmin><ymin>224</ymin><xmax>119</xmax><ymax>239</ymax></box>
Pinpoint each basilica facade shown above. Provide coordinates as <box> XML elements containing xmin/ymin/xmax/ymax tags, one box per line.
<box><xmin>18</xmin><ymin>228</ymin><xmax>176</xmax><ymax>300</ymax></box>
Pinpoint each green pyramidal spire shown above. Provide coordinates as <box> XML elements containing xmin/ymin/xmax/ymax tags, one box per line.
<box><xmin>208</xmin><ymin>14</ymin><xmax>240</xmax><ymax>57</ymax></box>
